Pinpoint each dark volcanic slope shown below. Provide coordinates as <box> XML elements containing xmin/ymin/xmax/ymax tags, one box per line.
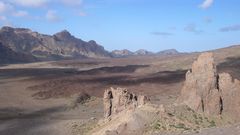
<box><xmin>0</xmin><ymin>26</ymin><xmax>110</xmax><ymax>63</ymax></box>
<box><xmin>0</xmin><ymin>42</ymin><xmax>37</xmax><ymax>64</ymax></box>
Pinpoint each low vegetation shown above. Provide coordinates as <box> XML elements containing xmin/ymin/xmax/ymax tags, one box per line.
<box><xmin>146</xmin><ymin>105</ymin><xmax>221</xmax><ymax>134</ymax></box>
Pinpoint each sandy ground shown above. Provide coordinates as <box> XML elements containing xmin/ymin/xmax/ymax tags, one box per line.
<box><xmin>0</xmin><ymin>76</ymin><xmax>103</xmax><ymax>135</ymax></box>
<box><xmin>1</xmin><ymin>50</ymin><xmax>240</xmax><ymax>135</ymax></box>
<box><xmin>155</xmin><ymin>124</ymin><xmax>240</xmax><ymax>135</ymax></box>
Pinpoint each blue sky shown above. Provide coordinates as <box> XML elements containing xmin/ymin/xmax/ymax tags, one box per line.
<box><xmin>0</xmin><ymin>0</ymin><xmax>240</xmax><ymax>52</ymax></box>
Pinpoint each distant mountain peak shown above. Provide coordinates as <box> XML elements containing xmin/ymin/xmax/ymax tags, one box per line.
<box><xmin>0</xmin><ymin>26</ymin><xmax>15</xmax><ymax>32</ymax></box>
<box><xmin>111</xmin><ymin>49</ymin><xmax>154</xmax><ymax>57</ymax></box>
<box><xmin>157</xmin><ymin>49</ymin><xmax>179</xmax><ymax>55</ymax></box>
<box><xmin>166</xmin><ymin>49</ymin><xmax>178</xmax><ymax>52</ymax></box>
<box><xmin>15</xmin><ymin>28</ymin><xmax>32</xmax><ymax>33</ymax></box>
<box><xmin>111</xmin><ymin>49</ymin><xmax>134</xmax><ymax>57</ymax></box>
<box><xmin>135</xmin><ymin>49</ymin><xmax>153</xmax><ymax>55</ymax></box>
<box><xmin>88</xmin><ymin>40</ymin><xmax>97</xmax><ymax>44</ymax></box>
<box><xmin>111</xmin><ymin>48</ymin><xmax>180</xmax><ymax>58</ymax></box>
<box><xmin>54</xmin><ymin>29</ymin><xmax>72</xmax><ymax>39</ymax></box>
<box><xmin>60</xmin><ymin>29</ymin><xmax>71</xmax><ymax>34</ymax></box>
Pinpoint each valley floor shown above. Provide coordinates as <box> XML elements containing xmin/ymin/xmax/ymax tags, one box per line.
<box><xmin>0</xmin><ymin>50</ymin><xmax>240</xmax><ymax>135</ymax></box>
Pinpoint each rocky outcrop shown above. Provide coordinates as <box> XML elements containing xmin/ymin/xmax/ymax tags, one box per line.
<box><xmin>103</xmin><ymin>87</ymin><xmax>149</xmax><ymax>119</ymax></box>
<box><xmin>179</xmin><ymin>52</ymin><xmax>221</xmax><ymax>115</ymax></box>
<box><xmin>219</xmin><ymin>73</ymin><xmax>240</xmax><ymax>120</ymax></box>
<box><xmin>179</xmin><ymin>52</ymin><xmax>240</xmax><ymax>120</ymax></box>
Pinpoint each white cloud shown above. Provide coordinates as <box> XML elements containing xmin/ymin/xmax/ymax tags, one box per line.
<box><xmin>46</xmin><ymin>10</ymin><xmax>61</xmax><ymax>22</ymax></box>
<box><xmin>0</xmin><ymin>1</ymin><xmax>13</xmax><ymax>13</ymax></box>
<box><xmin>0</xmin><ymin>2</ymin><xmax>7</xmax><ymax>13</ymax></box>
<box><xmin>61</xmin><ymin>0</ymin><xmax>83</xmax><ymax>6</ymax></box>
<box><xmin>0</xmin><ymin>1</ymin><xmax>29</xmax><ymax>18</ymax></box>
<box><xmin>13</xmin><ymin>10</ymin><xmax>28</xmax><ymax>17</ymax></box>
<box><xmin>13</xmin><ymin>0</ymin><xmax>48</xmax><ymax>7</ymax></box>
<box><xmin>199</xmin><ymin>0</ymin><xmax>214</xmax><ymax>9</ymax></box>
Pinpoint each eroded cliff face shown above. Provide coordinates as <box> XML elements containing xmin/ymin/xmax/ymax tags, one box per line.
<box><xmin>179</xmin><ymin>52</ymin><xmax>240</xmax><ymax>121</ymax></box>
<box><xmin>179</xmin><ymin>52</ymin><xmax>221</xmax><ymax>115</ymax></box>
<box><xmin>219</xmin><ymin>73</ymin><xmax>240</xmax><ymax>120</ymax></box>
<box><xmin>103</xmin><ymin>87</ymin><xmax>149</xmax><ymax>119</ymax></box>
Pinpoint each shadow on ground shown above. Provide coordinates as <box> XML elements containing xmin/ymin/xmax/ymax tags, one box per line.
<box><xmin>29</xmin><ymin>68</ymin><xmax>186</xmax><ymax>99</ymax></box>
<box><xmin>80</xmin><ymin>70</ymin><xmax>186</xmax><ymax>85</ymax></box>
<box><xmin>217</xmin><ymin>57</ymin><xmax>240</xmax><ymax>80</ymax></box>
<box><xmin>77</xmin><ymin>65</ymin><xmax>149</xmax><ymax>75</ymax></box>
<box><xmin>0</xmin><ymin>65</ymin><xmax>149</xmax><ymax>80</ymax></box>
<box><xmin>0</xmin><ymin>106</ymin><xmax>65</xmax><ymax>135</ymax></box>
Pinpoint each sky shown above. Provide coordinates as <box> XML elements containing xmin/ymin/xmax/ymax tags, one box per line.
<box><xmin>0</xmin><ymin>0</ymin><xmax>240</xmax><ymax>52</ymax></box>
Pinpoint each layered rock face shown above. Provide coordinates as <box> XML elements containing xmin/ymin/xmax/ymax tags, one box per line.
<box><xmin>103</xmin><ymin>87</ymin><xmax>149</xmax><ymax>119</ymax></box>
<box><xmin>179</xmin><ymin>52</ymin><xmax>240</xmax><ymax>120</ymax></box>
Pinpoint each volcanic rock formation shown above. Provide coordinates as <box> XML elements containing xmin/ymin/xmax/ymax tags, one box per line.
<box><xmin>218</xmin><ymin>73</ymin><xmax>240</xmax><ymax>120</ymax></box>
<box><xmin>179</xmin><ymin>52</ymin><xmax>240</xmax><ymax>120</ymax></box>
<box><xmin>179</xmin><ymin>52</ymin><xmax>221</xmax><ymax>115</ymax></box>
<box><xmin>103</xmin><ymin>87</ymin><xmax>149</xmax><ymax>119</ymax></box>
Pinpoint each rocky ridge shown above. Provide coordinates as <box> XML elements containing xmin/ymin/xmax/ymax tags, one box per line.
<box><xmin>157</xmin><ymin>49</ymin><xmax>179</xmax><ymax>55</ymax></box>
<box><xmin>111</xmin><ymin>49</ymin><xmax>180</xmax><ymax>57</ymax></box>
<box><xmin>0</xmin><ymin>26</ymin><xmax>110</xmax><ymax>63</ymax></box>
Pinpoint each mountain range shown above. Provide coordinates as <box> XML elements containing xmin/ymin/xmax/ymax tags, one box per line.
<box><xmin>110</xmin><ymin>49</ymin><xmax>180</xmax><ymax>57</ymax></box>
<box><xmin>0</xmin><ymin>27</ymin><xmax>110</xmax><ymax>63</ymax></box>
<box><xmin>0</xmin><ymin>26</ymin><xmax>181</xmax><ymax>64</ymax></box>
